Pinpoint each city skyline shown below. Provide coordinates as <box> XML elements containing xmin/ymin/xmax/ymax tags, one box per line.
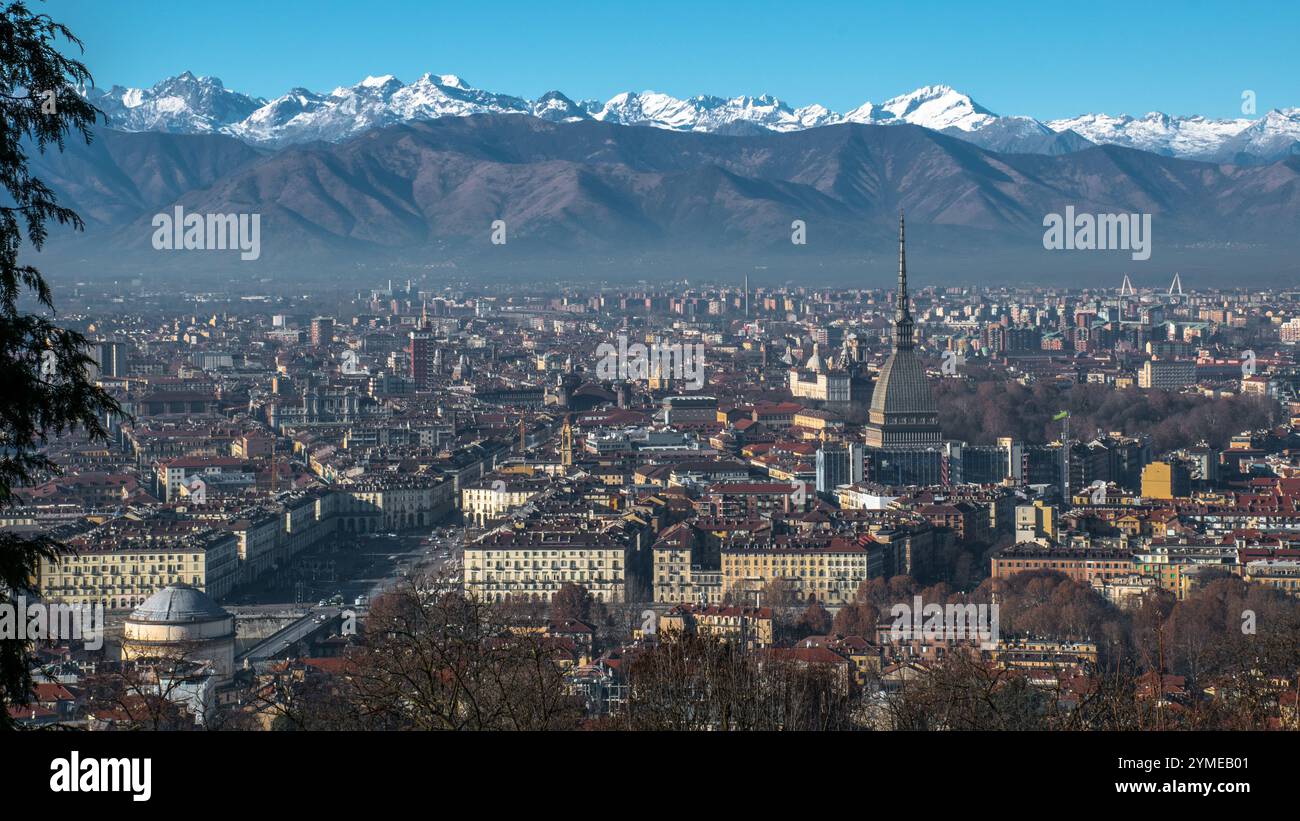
<box><xmin>6</xmin><ymin>2</ymin><xmax>1300</xmax><ymax>780</ymax></box>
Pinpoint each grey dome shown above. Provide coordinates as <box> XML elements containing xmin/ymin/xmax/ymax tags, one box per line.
<box><xmin>130</xmin><ymin>584</ymin><xmax>230</xmax><ymax>624</ymax></box>
<box><xmin>869</xmin><ymin>349</ymin><xmax>937</xmax><ymax>416</ymax></box>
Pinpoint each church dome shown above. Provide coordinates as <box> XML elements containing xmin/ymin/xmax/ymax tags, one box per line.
<box><xmin>123</xmin><ymin>584</ymin><xmax>236</xmax><ymax>684</ymax></box>
<box><xmin>129</xmin><ymin>584</ymin><xmax>230</xmax><ymax>624</ymax></box>
<box><xmin>805</xmin><ymin>343</ymin><xmax>823</xmax><ymax>373</ymax></box>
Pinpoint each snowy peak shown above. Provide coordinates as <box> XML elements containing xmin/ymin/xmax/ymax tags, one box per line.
<box><xmin>89</xmin><ymin>71</ymin><xmax>265</xmax><ymax>134</ymax></box>
<box><xmin>1219</xmin><ymin>108</ymin><xmax>1300</xmax><ymax>160</ymax></box>
<box><xmin>530</xmin><ymin>90</ymin><xmax>591</xmax><ymax>123</ymax></box>
<box><xmin>592</xmin><ymin>90</ymin><xmax>838</xmax><ymax>132</ymax></box>
<box><xmin>84</xmin><ymin>72</ymin><xmax>1300</xmax><ymax>163</ymax></box>
<box><xmin>879</xmin><ymin>84</ymin><xmax>997</xmax><ymax>131</ymax></box>
<box><xmin>227</xmin><ymin>72</ymin><xmax>535</xmax><ymax>144</ymax></box>
<box><xmin>1046</xmin><ymin>111</ymin><xmax>1256</xmax><ymax>160</ymax></box>
<box><xmin>226</xmin><ymin>87</ymin><xmax>330</xmax><ymax>143</ymax></box>
<box><xmin>593</xmin><ymin>91</ymin><xmax>707</xmax><ymax>130</ymax></box>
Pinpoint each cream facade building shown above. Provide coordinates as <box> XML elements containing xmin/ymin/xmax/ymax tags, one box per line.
<box><xmin>465</xmin><ymin>532</ymin><xmax>626</xmax><ymax>603</ymax></box>
<box><xmin>461</xmin><ymin>478</ymin><xmax>547</xmax><ymax>527</ymax></box>
<box><xmin>38</xmin><ymin>532</ymin><xmax>239</xmax><ymax>611</ymax></box>
<box><xmin>721</xmin><ymin>540</ymin><xmax>871</xmax><ymax>606</ymax></box>
<box><xmin>652</xmin><ymin>544</ymin><xmax>723</xmax><ymax>604</ymax></box>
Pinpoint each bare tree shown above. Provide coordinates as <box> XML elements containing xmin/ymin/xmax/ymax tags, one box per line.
<box><xmin>340</xmin><ymin>574</ymin><xmax>583</xmax><ymax>730</ymax></box>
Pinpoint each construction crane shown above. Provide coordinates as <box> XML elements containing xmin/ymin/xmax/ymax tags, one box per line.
<box><xmin>1053</xmin><ymin>410</ymin><xmax>1070</xmax><ymax>501</ymax></box>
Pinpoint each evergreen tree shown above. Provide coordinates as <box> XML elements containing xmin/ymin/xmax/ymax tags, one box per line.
<box><xmin>0</xmin><ymin>1</ymin><xmax>120</xmax><ymax>728</ymax></box>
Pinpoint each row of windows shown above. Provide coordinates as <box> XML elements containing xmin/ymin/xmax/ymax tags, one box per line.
<box><xmin>57</xmin><ymin>553</ymin><xmax>200</xmax><ymax>563</ymax></box>
<box><xmin>998</xmin><ymin>560</ymin><xmax>1131</xmax><ymax>569</ymax></box>
<box><xmin>723</xmin><ymin>558</ymin><xmax>868</xmax><ymax>568</ymax></box>
<box><xmin>56</xmin><ymin>565</ymin><xmax>196</xmax><ymax>575</ymax></box>
<box><xmin>474</xmin><ymin>573</ymin><xmax>619</xmax><ymax>582</ymax></box>
<box><xmin>480</xmin><ymin>560</ymin><xmax>621</xmax><ymax>569</ymax></box>
<box><xmin>469</xmin><ymin>550</ymin><xmax>622</xmax><ymax>559</ymax></box>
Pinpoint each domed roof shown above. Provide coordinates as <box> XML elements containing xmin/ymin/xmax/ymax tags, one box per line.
<box><xmin>129</xmin><ymin>584</ymin><xmax>230</xmax><ymax>624</ymax></box>
<box><xmin>869</xmin><ymin>348</ymin><xmax>937</xmax><ymax>415</ymax></box>
<box><xmin>804</xmin><ymin>343</ymin><xmax>823</xmax><ymax>373</ymax></box>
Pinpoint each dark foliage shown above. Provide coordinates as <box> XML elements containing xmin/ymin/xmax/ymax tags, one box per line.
<box><xmin>1</xmin><ymin>1</ymin><xmax>121</xmax><ymax>729</ymax></box>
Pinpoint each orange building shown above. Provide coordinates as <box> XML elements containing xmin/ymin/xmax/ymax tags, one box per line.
<box><xmin>991</xmin><ymin>543</ymin><xmax>1134</xmax><ymax>585</ymax></box>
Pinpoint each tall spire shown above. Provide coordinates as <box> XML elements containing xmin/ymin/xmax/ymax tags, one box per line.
<box><xmin>894</xmin><ymin>210</ymin><xmax>914</xmax><ymax>351</ymax></box>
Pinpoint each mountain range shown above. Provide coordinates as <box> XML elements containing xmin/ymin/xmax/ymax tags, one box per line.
<box><xmin>84</xmin><ymin>72</ymin><xmax>1300</xmax><ymax>163</ymax></box>
<box><xmin>31</xmin><ymin>111</ymin><xmax>1300</xmax><ymax>283</ymax></box>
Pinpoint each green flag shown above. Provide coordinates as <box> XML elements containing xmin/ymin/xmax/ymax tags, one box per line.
<box><xmin>1052</xmin><ymin>410</ymin><xmax>1069</xmax><ymax>421</ymax></box>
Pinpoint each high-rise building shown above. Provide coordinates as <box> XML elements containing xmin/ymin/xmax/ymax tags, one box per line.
<box><xmin>310</xmin><ymin>316</ymin><xmax>335</xmax><ymax>347</ymax></box>
<box><xmin>94</xmin><ymin>339</ymin><xmax>130</xmax><ymax>378</ymax></box>
<box><xmin>816</xmin><ymin>442</ymin><xmax>864</xmax><ymax>495</ymax></box>
<box><xmin>1139</xmin><ymin>358</ymin><xmax>1195</xmax><ymax>390</ymax></box>
<box><xmin>408</xmin><ymin>331</ymin><xmax>437</xmax><ymax>391</ymax></box>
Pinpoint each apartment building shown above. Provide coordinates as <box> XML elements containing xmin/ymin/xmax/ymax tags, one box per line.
<box><xmin>465</xmin><ymin>530</ymin><xmax>627</xmax><ymax>603</ymax></box>
<box><xmin>38</xmin><ymin>527</ymin><xmax>239</xmax><ymax>611</ymax></box>
<box><xmin>461</xmin><ymin>477</ymin><xmax>548</xmax><ymax>527</ymax></box>
<box><xmin>721</xmin><ymin>537</ymin><xmax>871</xmax><ymax>606</ymax></box>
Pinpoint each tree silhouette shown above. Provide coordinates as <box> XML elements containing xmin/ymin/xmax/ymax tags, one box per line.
<box><xmin>549</xmin><ymin>582</ymin><xmax>594</xmax><ymax>623</ymax></box>
<box><xmin>0</xmin><ymin>1</ymin><xmax>121</xmax><ymax>728</ymax></box>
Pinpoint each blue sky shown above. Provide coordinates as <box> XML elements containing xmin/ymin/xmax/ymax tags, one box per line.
<box><xmin>47</xmin><ymin>0</ymin><xmax>1298</xmax><ymax>119</ymax></box>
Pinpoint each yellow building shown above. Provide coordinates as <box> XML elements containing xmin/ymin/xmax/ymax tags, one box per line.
<box><xmin>1014</xmin><ymin>500</ymin><xmax>1058</xmax><ymax>544</ymax></box>
<box><xmin>721</xmin><ymin>539</ymin><xmax>870</xmax><ymax>606</ymax></box>
<box><xmin>1141</xmin><ymin>461</ymin><xmax>1191</xmax><ymax>500</ymax></box>
<box><xmin>1243</xmin><ymin>560</ymin><xmax>1300</xmax><ymax>597</ymax></box>
<box><xmin>990</xmin><ymin>638</ymin><xmax>1098</xmax><ymax>671</ymax></box>
<box><xmin>339</xmin><ymin>478</ymin><xmax>451</xmax><ymax>532</ymax></box>
<box><xmin>658</xmin><ymin>604</ymin><xmax>774</xmax><ymax>649</ymax></box>
<box><xmin>1141</xmin><ymin>561</ymin><xmax>1191</xmax><ymax>599</ymax></box>
<box><xmin>652</xmin><ymin>548</ymin><xmax>723</xmax><ymax>604</ymax></box>
<box><xmin>38</xmin><ymin>532</ymin><xmax>239</xmax><ymax>611</ymax></box>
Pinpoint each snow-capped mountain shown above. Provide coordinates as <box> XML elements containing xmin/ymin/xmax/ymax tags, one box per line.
<box><xmin>832</xmin><ymin>85</ymin><xmax>1097</xmax><ymax>153</ymax></box>
<box><xmin>87</xmin><ymin>71</ymin><xmax>265</xmax><ymax>134</ymax></box>
<box><xmin>592</xmin><ymin>91</ymin><xmax>839</xmax><ymax>133</ymax></box>
<box><xmin>852</xmin><ymin>84</ymin><xmax>998</xmax><ymax>131</ymax></box>
<box><xmin>85</xmin><ymin>74</ymin><xmax>1038</xmax><ymax>146</ymax></box>
<box><xmin>222</xmin><ymin>73</ymin><xmax>536</xmax><ymax>144</ymax></box>
<box><xmin>1043</xmin><ymin>109</ymin><xmax>1300</xmax><ymax>163</ymax></box>
<box><xmin>530</xmin><ymin>91</ymin><xmax>599</xmax><ymax>123</ymax></box>
<box><xmin>1211</xmin><ymin>108</ymin><xmax>1300</xmax><ymax>162</ymax></box>
<box><xmin>1046</xmin><ymin>111</ymin><xmax>1255</xmax><ymax>160</ymax></box>
<box><xmin>83</xmin><ymin>72</ymin><xmax>1300</xmax><ymax>162</ymax></box>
